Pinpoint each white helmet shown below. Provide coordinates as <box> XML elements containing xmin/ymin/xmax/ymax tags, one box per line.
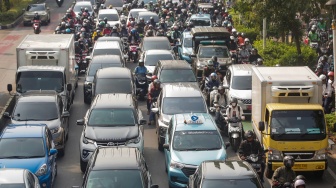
<box><xmin>294</xmin><ymin>179</ymin><xmax>305</xmax><ymax>188</ymax></box>
<box><xmin>319</xmin><ymin>74</ymin><xmax>326</xmax><ymax>80</ymax></box>
<box><xmin>232</xmin><ymin>28</ymin><xmax>236</xmax><ymax>33</ymax></box>
<box><xmin>244</xmin><ymin>38</ymin><xmax>250</xmax><ymax>42</ymax></box>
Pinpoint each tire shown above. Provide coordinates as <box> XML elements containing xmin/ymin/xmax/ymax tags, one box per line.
<box><xmin>80</xmin><ymin>157</ymin><xmax>88</xmax><ymax>173</ymax></box>
<box><xmin>34</xmin><ymin>29</ymin><xmax>39</xmax><ymax>34</ymax></box>
<box><xmin>232</xmin><ymin>137</ymin><xmax>240</xmax><ymax>152</ymax></box>
<box><xmin>265</xmin><ymin>165</ymin><xmax>273</xmax><ymax>179</ymax></box>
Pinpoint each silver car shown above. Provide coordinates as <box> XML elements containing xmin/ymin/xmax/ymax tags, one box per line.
<box><xmin>22</xmin><ymin>3</ymin><xmax>50</xmax><ymax>26</ymax></box>
<box><xmin>0</xmin><ymin>168</ymin><xmax>40</xmax><ymax>188</ymax></box>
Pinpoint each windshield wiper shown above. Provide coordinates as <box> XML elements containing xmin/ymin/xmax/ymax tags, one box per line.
<box><xmin>14</xmin><ymin>119</ymin><xmax>42</xmax><ymax>121</ymax></box>
<box><xmin>44</xmin><ymin>117</ymin><xmax>58</xmax><ymax>121</ymax></box>
<box><xmin>0</xmin><ymin>156</ymin><xmax>30</xmax><ymax>159</ymax></box>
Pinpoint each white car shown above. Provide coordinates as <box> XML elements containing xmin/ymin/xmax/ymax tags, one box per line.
<box><xmin>126</xmin><ymin>8</ymin><xmax>148</xmax><ymax>26</ymax></box>
<box><xmin>96</xmin><ymin>8</ymin><xmax>120</xmax><ymax>27</ymax></box>
<box><xmin>73</xmin><ymin>1</ymin><xmax>94</xmax><ymax>17</ymax></box>
<box><xmin>143</xmin><ymin>49</ymin><xmax>175</xmax><ymax>80</ymax></box>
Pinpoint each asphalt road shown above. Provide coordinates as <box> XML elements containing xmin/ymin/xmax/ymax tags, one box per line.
<box><xmin>0</xmin><ymin>0</ymin><xmax>336</xmax><ymax>187</ymax></box>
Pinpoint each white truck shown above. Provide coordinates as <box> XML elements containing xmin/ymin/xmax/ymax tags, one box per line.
<box><xmin>251</xmin><ymin>66</ymin><xmax>329</xmax><ymax>178</ymax></box>
<box><xmin>8</xmin><ymin>34</ymin><xmax>77</xmax><ymax>110</ymax></box>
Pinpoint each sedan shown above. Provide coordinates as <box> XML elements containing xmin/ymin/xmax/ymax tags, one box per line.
<box><xmin>22</xmin><ymin>3</ymin><xmax>50</xmax><ymax>26</ymax></box>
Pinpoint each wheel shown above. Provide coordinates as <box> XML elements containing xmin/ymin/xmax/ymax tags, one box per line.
<box><xmin>265</xmin><ymin>165</ymin><xmax>273</xmax><ymax>179</ymax></box>
<box><xmin>80</xmin><ymin>157</ymin><xmax>88</xmax><ymax>173</ymax></box>
<box><xmin>232</xmin><ymin>137</ymin><xmax>240</xmax><ymax>152</ymax></box>
<box><xmin>34</xmin><ymin>29</ymin><xmax>39</xmax><ymax>34</ymax></box>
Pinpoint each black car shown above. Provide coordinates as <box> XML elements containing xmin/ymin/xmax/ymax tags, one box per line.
<box><xmin>84</xmin><ymin>55</ymin><xmax>123</xmax><ymax>104</ymax></box>
<box><xmin>189</xmin><ymin>160</ymin><xmax>264</xmax><ymax>188</ymax></box>
<box><xmin>77</xmin><ymin>146</ymin><xmax>159</xmax><ymax>188</ymax></box>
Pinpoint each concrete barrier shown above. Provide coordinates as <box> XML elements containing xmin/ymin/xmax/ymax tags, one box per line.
<box><xmin>0</xmin><ymin>96</ymin><xmax>16</xmax><ymax>129</ymax></box>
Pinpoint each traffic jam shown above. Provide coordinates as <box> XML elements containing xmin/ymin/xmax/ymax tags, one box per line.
<box><xmin>0</xmin><ymin>0</ymin><xmax>332</xmax><ymax>187</ymax></box>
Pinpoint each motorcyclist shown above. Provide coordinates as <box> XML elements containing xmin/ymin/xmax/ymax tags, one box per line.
<box><xmin>120</xmin><ymin>24</ymin><xmax>128</xmax><ymax>37</ymax></box>
<box><xmin>211</xmin><ymin>56</ymin><xmax>220</xmax><ymax>70</ymax></box>
<box><xmin>148</xmin><ymin>79</ymin><xmax>162</xmax><ymax>125</ymax></box>
<box><xmin>249</xmin><ymin>49</ymin><xmax>262</xmax><ymax>63</ymax></box>
<box><xmin>92</xmin><ymin>29</ymin><xmax>103</xmax><ymax>41</ymax></box>
<box><xmin>121</xmin><ymin>5</ymin><xmax>129</xmax><ymax>15</ymax></box>
<box><xmin>33</xmin><ymin>12</ymin><xmax>40</xmax><ymax>21</ymax></box>
<box><xmin>238</xmin><ymin>131</ymin><xmax>264</xmax><ymax>182</ymax></box>
<box><xmin>138</xmin><ymin>17</ymin><xmax>146</xmax><ymax>34</ymax></box>
<box><xmin>229</xmin><ymin>36</ymin><xmax>238</xmax><ymax>51</ymax></box>
<box><xmin>134</xmin><ymin>60</ymin><xmax>149</xmax><ymax>98</ymax></box>
<box><xmin>324</xmin><ymin>71</ymin><xmax>334</xmax><ymax>113</ymax></box>
<box><xmin>238</xmin><ymin>43</ymin><xmax>250</xmax><ymax>63</ymax></box>
<box><xmin>110</xmin><ymin>26</ymin><xmax>120</xmax><ymax>37</ymax></box>
<box><xmin>225</xmin><ymin>98</ymin><xmax>244</xmax><ymax>121</ymax></box>
<box><xmin>171</xmin><ymin>26</ymin><xmax>181</xmax><ymax>42</ymax></box>
<box><xmin>272</xmin><ymin>156</ymin><xmax>296</xmax><ymax>186</ymax></box>
<box><xmin>129</xmin><ymin>28</ymin><xmax>140</xmax><ymax>43</ymax></box>
<box><xmin>145</xmin><ymin>25</ymin><xmax>155</xmax><ymax>37</ymax></box>
<box><xmin>148</xmin><ymin>1</ymin><xmax>154</xmax><ymax>11</ymax></box>
<box><xmin>147</xmin><ymin>75</ymin><xmax>158</xmax><ymax>114</ymax></box>
<box><xmin>244</xmin><ymin>38</ymin><xmax>253</xmax><ymax>52</ymax></box>
<box><xmin>205</xmin><ymin>73</ymin><xmax>220</xmax><ymax>92</ymax></box>
<box><xmin>308</xmin><ymin>25</ymin><xmax>319</xmax><ymax>44</ymax></box>
<box><xmin>237</xmin><ymin>32</ymin><xmax>244</xmax><ymax>45</ymax></box>
<box><xmin>294</xmin><ymin>179</ymin><xmax>306</xmax><ymax>188</ymax></box>
<box><xmin>102</xmin><ymin>24</ymin><xmax>112</xmax><ymax>36</ymax></box>
<box><xmin>200</xmin><ymin>60</ymin><xmax>215</xmax><ymax>90</ymax></box>
<box><xmin>317</xmin><ymin>18</ymin><xmax>326</xmax><ymax>31</ymax></box>
<box><xmin>213</xmin><ymin>86</ymin><xmax>227</xmax><ymax>107</ymax></box>
<box><xmin>184</xmin><ymin>23</ymin><xmax>193</xmax><ymax>32</ymax></box>
<box><xmin>149</xmin><ymin>16</ymin><xmax>156</xmax><ymax>27</ymax></box>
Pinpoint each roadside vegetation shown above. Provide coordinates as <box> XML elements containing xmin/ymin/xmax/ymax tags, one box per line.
<box><xmin>0</xmin><ymin>0</ymin><xmax>39</xmax><ymax>24</ymax></box>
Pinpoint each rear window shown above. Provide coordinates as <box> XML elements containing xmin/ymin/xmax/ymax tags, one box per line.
<box><xmin>98</xmin><ymin>13</ymin><xmax>119</xmax><ymax>21</ymax></box>
<box><xmin>88</xmin><ymin>63</ymin><xmax>122</xmax><ymax>76</ymax></box>
<box><xmin>95</xmin><ymin>78</ymin><xmax>133</xmax><ymax>94</ymax></box>
<box><xmin>145</xmin><ymin>53</ymin><xmax>174</xmax><ymax>66</ymax></box>
<box><xmin>143</xmin><ymin>40</ymin><xmax>170</xmax><ymax>51</ymax></box>
<box><xmin>93</xmin><ymin>48</ymin><xmax>122</xmax><ymax>57</ymax></box>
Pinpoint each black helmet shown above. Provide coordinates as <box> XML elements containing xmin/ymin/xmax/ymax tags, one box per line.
<box><xmin>283</xmin><ymin>156</ymin><xmax>295</xmax><ymax>168</ymax></box>
<box><xmin>244</xmin><ymin>130</ymin><xmax>254</xmax><ymax>139</ymax></box>
<box><xmin>230</xmin><ymin>97</ymin><xmax>238</xmax><ymax>104</ymax></box>
<box><xmin>283</xmin><ymin>182</ymin><xmax>292</xmax><ymax>188</ymax></box>
<box><xmin>212</xmin><ymin>56</ymin><xmax>217</xmax><ymax>62</ymax></box>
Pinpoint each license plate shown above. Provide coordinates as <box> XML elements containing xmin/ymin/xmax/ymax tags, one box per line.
<box><xmin>293</xmin><ymin>164</ymin><xmax>307</xmax><ymax>169</ymax></box>
<box><xmin>251</xmin><ymin>163</ymin><xmax>261</xmax><ymax>168</ymax></box>
<box><xmin>132</xmin><ymin>52</ymin><xmax>136</xmax><ymax>54</ymax></box>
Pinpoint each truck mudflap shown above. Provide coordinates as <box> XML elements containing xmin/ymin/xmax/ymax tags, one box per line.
<box><xmin>269</xmin><ymin>160</ymin><xmax>327</xmax><ymax>171</ymax></box>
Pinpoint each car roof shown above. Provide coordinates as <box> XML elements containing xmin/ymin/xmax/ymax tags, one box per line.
<box><xmin>74</xmin><ymin>1</ymin><xmax>92</xmax><ymax>6</ymax></box>
<box><xmin>98</xmin><ymin>8</ymin><xmax>118</xmax><ymax>14</ymax></box>
<box><xmin>143</xmin><ymin>36</ymin><xmax>169</xmax><ymax>42</ymax></box>
<box><xmin>94</xmin><ymin>41</ymin><xmax>120</xmax><ymax>49</ymax></box>
<box><xmin>201</xmin><ymin>160</ymin><xmax>257</xmax><ymax>179</ymax></box>
<box><xmin>18</xmin><ymin>93</ymin><xmax>57</xmax><ymax>103</ymax></box>
<box><xmin>158</xmin><ymin>60</ymin><xmax>192</xmax><ymax>70</ymax></box>
<box><xmin>1</xmin><ymin>124</ymin><xmax>45</xmax><ymax>138</ymax></box>
<box><xmin>146</xmin><ymin>49</ymin><xmax>172</xmax><ymax>55</ymax></box>
<box><xmin>162</xmin><ymin>83</ymin><xmax>202</xmax><ymax>98</ymax></box>
<box><xmin>138</xmin><ymin>11</ymin><xmax>158</xmax><ymax>17</ymax></box>
<box><xmin>91</xmin><ymin>55</ymin><xmax>122</xmax><ymax>64</ymax></box>
<box><xmin>230</xmin><ymin>64</ymin><xmax>253</xmax><ymax>76</ymax></box>
<box><xmin>129</xmin><ymin>8</ymin><xmax>148</xmax><ymax>13</ymax></box>
<box><xmin>18</xmin><ymin>66</ymin><xmax>65</xmax><ymax>72</ymax></box>
<box><xmin>173</xmin><ymin>113</ymin><xmax>217</xmax><ymax>131</ymax></box>
<box><xmin>92</xmin><ymin>147</ymin><xmax>141</xmax><ymax>170</ymax></box>
<box><xmin>97</xmin><ymin>36</ymin><xmax>121</xmax><ymax>42</ymax></box>
<box><xmin>0</xmin><ymin>169</ymin><xmax>26</xmax><ymax>183</ymax></box>
<box><xmin>91</xmin><ymin>93</ymin><xmax>134</xmax><ymax>109</ymax></box>
<box><xmin>96</xmin><ymin>67</ymin><xmax>131</xmax><ymax>78</ymax></box>
<box><xmin>191</xmin><ymin>14</ymin><xmax>211</xmax><ymax>19</ymax></box>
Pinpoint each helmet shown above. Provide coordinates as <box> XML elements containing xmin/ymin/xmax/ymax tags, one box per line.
<box><xmin>232</xmin><ymin>28</ymin><xmax>236</xmax><ymax>33</ymax></box>
<box><xmin>34</xmin><ymin>11</ymin><xmax>38</xmax><ymax>14</ymax></box>
<box><xmin>140</xmin><ymin>17</ymin><xmax>144</xmax><ymax>22</ymax></box>
<box><xmin>84</xmin><ymin>8</ymin><xmax>88</xmax><ymax>12</ymax></box>
<box><xmin>104</xmin><ymin>17</ymin><xmax>108</xmax><ymax>21</ymax></box>
<box><xmin>153</xmin><ymin>79</ymin><xmax>160</xmax><ymax>85</ymax></box>
<box><xmin>211</xmin><ymin>56</ymin><xmax>217</xmax><ymax>62</ymax></box>
<box><xmin>207</xmin><ymin>60</ymin><xmax>214</xmax><ymax>67</ymax></box>
<box><xmin>99</xmin><ymin>21</ymin><xmax>105</xmax><ymax>27</ymax></box>
<box><xmin>210</xmin><ymin>72</ymin><xmax>217</xmax><ymax>78</ymax></box>
<box><xmin>312</xmin><ymin>25</ymin><xmax>317</xmax><ymax>31</ymax></box>
<box><xmin>294</xmin><ymin>179</ymin><xmax>305</xmax><ymax>188</ymax></box>
<box><xmin>244</xmin><ymin>130</ymin><xmax>254</xmax><ymax>139</ymax></box>
<box><xmin>146</xmin><ymin>20</ymin><xmax>150</xmax><ymax>25</ymax></box>
<box><xmin>230</xmin><ymin>36</ymin><xmax>235</xmax><ymax>40</ymax></box>
<box><xmin>113</xmin><ymin>26</ymin><xmax>117</xmax><ymax>30</ymax></box>
<box><xmin>328</xmin><ymin>71</ymin><xmax>334</xmax><ymax>77</ymax></box>
<box><xmin>214</xmin><ymin>10</ymin><xmax>219</xmax><ymax>14</ymax></box>
<box><xmin>283</xmin><ymin>155</ymin><xmax>295</xmax><ymax>168</ymax></box>
<box><xmin>151</xmin><ymin>75</ymin><xmax>158</xmax><ymax>81</ymax></box>
<box><xmin>294</xmin><ymin>175</ymin><xmax>307</xmax><ymax>182</ymax></box>
<box><xmin>244</xmin><ymin>38</ymin><xmax>250</xmax><ymax>42</ymax></box>
<box><xmin>257</xmin><ymin>58</ymin><xmax>263</xmax><ymax>63</ymax></box>
<box><xmin>80</xmin><ymin>28</ymin><xmax>86</xmax><ymax>32</ymax></box>
<box><xmin>150</xmin><ymin>16</ymin><xmax>154</xmax><ymax>20</ymax></box>
<box><xmin>65</xmin><ymin>28</ymin><xmax>71</xmax><ymax>33</ymax></box>
<box><xmin>80</xmin><ymin>7</ymin><xmax>84</xmax><ymax>11</ymax></box>
<box><xmin>319</xmin><ymin>74</ymin><xmax>326</xmax><ymax>80</ymax></box>
<box><xmin>230</xmin><ymin>97</ymin><xmax>238</xmax><ymax>104</ymax></box>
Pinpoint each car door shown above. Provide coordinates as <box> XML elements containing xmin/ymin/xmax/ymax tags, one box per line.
<box><xmin>45</xmin><ymin>129</ymin><xmax>56</xmax><ymax>181</ymax></box>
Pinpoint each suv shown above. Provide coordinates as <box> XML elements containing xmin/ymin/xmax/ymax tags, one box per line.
<box><xmin>77</xmin><ymin>93</ymin><xmax>147</xmax><ymax>172</ymax></box>
<box><xmin>151</xmin><ymin>83</ymin><xmax>207</xmax><ymax>151</ymax></box>
<box><xmin>163</xmin><ymin>113</ymin><xmax>228</xmax><ymax>188</ymax></box>
<box><xmin>152</xmin><ymin>60</ymin><xmax>197</xmax><ymax>85</ymax></box>
<box><xmin>90</xmin><ymin>67</ymin><xmax>135</xmax><ymax>103</ymax></box>
<box><xmin>0</xmin><ymin>124</ymin><xmax>57</xmax><ymax>188</ymax></box>
<box><xmin>84</xmin><ymin>55</ymin><xmax>123</xmax><ymax>104</ymax></box>
<box><xmin>178</xmin><ymin>32</ymin><xmax>193</xmax><ymax>63</ymax></box>
<box><xmin>223</xmin><ymin>64</ymin><xmax>253</xmax><ymax>115</ymax></box>
<box><xmin>78</xmin><ymin>147</ymin><xmax>159</xmax><ymax>188</ymax></box>
<box><xmin>189</xmin><ymin>160</ymin><xmax>263</xmax><ymax>188</ymax></box>
<box><xmin>4</xmin><ymin>91</ymin><xmax>70</xmax><ymax>156</ymax></box>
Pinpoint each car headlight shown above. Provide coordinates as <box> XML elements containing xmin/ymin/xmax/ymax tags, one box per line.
<box><xmin>314</xmin><ymin>148</ymin><xmax>327</xmax><ymax>160</ymax></box>
<box><xmin>50</xmin><ymin>127</ymin><xmax>61</xmax><ymax>134</ymax></box>
<box><xmin>126</xmin><ymin>136</ymin><xmax>141</xmax><ymax>144</ymax></box>
<box><xmin>82</xmin><ymin>136</ymin><xmax>95</xmax><ymax>144</ymax></box>
<box><xmin>268</xmin><ymin>147</ymin><xmax>283</xmax><ymax>160</ymax></box>
<box><xmin>170</xmin><ymin>160</ymin><xmax>185</xmax><ymax>169</ymax></box>
<box><xmin>35</xmin><ymin>164</ymin><xmax>47</xmax><ymax>177</ymax></box>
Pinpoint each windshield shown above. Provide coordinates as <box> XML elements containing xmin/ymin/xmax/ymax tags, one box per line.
<box><xmin>183</xmin><ymin>38</ymin><xmax>192</xmax><ymax>48</ymax></box>
<box><xmin>173</xmin><ymin>130</ymin><xmax>222</xmax><ymax>151</ymax></box>
<box><xmin>145</xmin><ymin>54</ymin><xmax>174</xmax><ymax>66</ymax></box>
<box><xmin>98</xmin><ymin>13</ymin><xmax>119</xmax><ymax>21</ymax></box>
<box><xmin>162</xmin><ymin>97</ymin><xmax>206</xmax><ymax>115</ymax></box>
<box><xmin>12</xmin><ymin>102</ymin><xmax>58</xmax><ymax>121</ymax></box>
<box><xmin>95</xmin><ymin>78</ymin><xmax>132</xmax><ymax>94</ymax></box>
<box><xmin>143</xmin><ymin>40</ymin><xmax>170</xmax><ymax>51</ymax></box>
<box><xmin>93</xmin><ymin>49</ymin><xmax>122</xmax><ymax>57</ymax></box>
<box><xmin>130</xmin><ymin>10</ymin><xmax>146</xmax><ymax>18</ymax></box>
<box><xmin>16</xmin><ymin>71</ymin><xmax>64</xmax><ymax>93</ymax></box>
<box><xmin>202</xmin><ymin>179</ymin><xmax>261</xmax><ymax>188</ymax></box>
<box><xmin>160</xmin><ymin>69</ymin><xmax>196</xmax><ymax>83</ymax></box>
<box><xmin>74</xmin><ymin>4</ymin><xmax>92</xmax><ymax>12</ymax></box>
<box><xmin>0</xmin><ymin>184</ymin><xmax>26</xmax><ymax>188</ymax></box>
<box><xmin>231</xmin><ymin>76</ymin><xmax>252</xmax><ymax>90</ymax></box>
<box><xmin>104</xmin><ymin>0</ymin><xmax>124</xmax><ymax>7</ymax></box>
<box><xmin>26</xmin><ymin>4</ymin><xmax>45</xmax><ymax>11</ymax></box>
<box><xmin>86</xmin><ymin>170</ymin><xmax>143</xmax><ymax>188</ymax></box>
<box><xmin>88</xmin><ymin>63</ymin><xmax>122</xmax><ymax>76</ymax></box>
<box><xmin>0</xmin><ymin>138</ymin><xmax>45</xmax><ymax>158</ymax></box>
<box><xmin>199</xmin><ymin>46</ymin><xmax>229</xmax><ymax>58</ymax></box>
<box><xmin>270</xmin><ymin>110</ymin><xmax>326</xmax><ymax>141</ymax></box>
<box><xmin>190</xmin><ymin>18</ymin><xmax>211</xmax><ymax>26</ymax></box>
<box><xmin>88</xmin><ymin>108</ymin><xmax>136</xmax><ymax>126</ymax></box>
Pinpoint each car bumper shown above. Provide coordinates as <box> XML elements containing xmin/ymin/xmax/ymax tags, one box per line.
<box><xmin>38</xmin><ymin>171</ymin><xmax>52</xmax><ymax>188</ymax></box>
<box><xmin>268</xmin><ymin>160</ymin><xmax>327</xmax><ymax>171</ymax></box>
<box><xmin>168</xmin><ymin>167</ymin><xmax>189</xmax><ymax>188</ymax></box>
<box><xmin>23</xmin><ymin>15</ymin><xmax>48</xmax><ymax>22</ymax></box>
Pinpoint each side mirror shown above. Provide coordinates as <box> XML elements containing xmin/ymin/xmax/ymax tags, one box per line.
<box><xmin>151</xmin><ymin>185</ymin><xmax>159</xmax><ymax>188</ymax></box>
<box><xmin>140</xmin><ymin>119</ymin><xmax>147</xmax><ymax>125</ymax></box>
<box><xmin>151</xmin><ymin>108</ymin><xmax>159</xmax><ymax>113</ymax></box>
<box><xmin>77</xmin><ymin>119</ymin><xmax>85</xmax><ymax>125</ymax></box>
<box><xmin>163</xmin><ymin>143</ymin><xmax>169</xmax><ymax>150</ymax></box>
<box><xmin>3</xmin><ymin>112</ymin><xmax>10</xmax><ymax>118</ymax></box>
<box><xmin>7</xmin><ymin>84</ymin><xmax>12</xmax><ymax>92</ymax></box>
<box><xmin>66</xmin><ymin>83</ymin><xmax>72</xmax><ymax>91</ymax></box>
<box><xmin>61</xmin><ymin>111</ymin><xmax>70</xmax><ymax>118</ymax></box>
<box><xmin>49</xmin><ymin>149</ymin><xmax>58</xmax><ymax>156</ymax></box>
<box><xmin>258</xmin><ymin>121</ymin><xmax>265</xmax><ymax>132</ymax></box>
<box><xmin>225</xmin><ymin>142</ymin><xmax>230</xmax><ymax>148</ymax></box>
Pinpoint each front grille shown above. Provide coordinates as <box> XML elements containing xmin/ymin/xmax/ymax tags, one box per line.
<box><xmin>181</xmin><ymin>167</ymin><xmax>197</xmax><ymax>177</ymax></box>
<box><xmin>283</xmin><ymin>151</ymin><xmax>315</xmax><ymax>160</ymax></box>
<box><xmin>240</xmin><ymin>99</ymin><xmax>251</xmax><ymax>104</ymax></box>
<box><xmin>96</xmin><ymin>141</ymin><xmax>126</xmax><ymax>146</ymax></box>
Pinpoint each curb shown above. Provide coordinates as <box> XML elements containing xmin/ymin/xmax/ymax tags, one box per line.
<box><xmin>0</xmin><ymin>96</ymin><xmax>15</xmax><ymax>130</ymax></box>
<box><xmin>0</xmin><ymin>14</ymin><xmax>23</xmax><ymax>29</ymax></box>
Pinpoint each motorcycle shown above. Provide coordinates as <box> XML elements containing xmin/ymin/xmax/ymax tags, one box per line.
<box><xmin>32</xmin><ymin>20</ymin><xmax>41</xmax><ymax>34</ymax></box>
<box><xmin>135</xmin><ymin>74</ymin><xmax>148</xmax><ymax>100</ymax></box>
<box><xmin>56</xmin><ymin>0</ymin><xmax>63</xmax><ymax>7</ymax></box>
<box><xmin>244</xmin><ymin>150</ymin><xmax>268</xmax><ymax>182</ymax></box>
<box><xmin>129</xmin><ymin>41</ymin><xmax>139</xmax><ymax>63</ymax></box>
<box><xmin>227</xmin><ymin>117</ymin><xmax>243</xmax><ymax>152</ymax></box>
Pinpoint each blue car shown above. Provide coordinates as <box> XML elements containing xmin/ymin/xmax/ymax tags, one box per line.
<box><xmin>0</xmin><ymin>124</ymin><xmax>57</xmax><ymax>188</ymax></box>
<box><xmin>178</xmin><ymin>32</ymin><xmax>193</xmax><ymax>63</ymax></box>
<box><xmin>163</xmin><ymin>113</ymin><xmax>228</xmax><ymax>188</ymax></box>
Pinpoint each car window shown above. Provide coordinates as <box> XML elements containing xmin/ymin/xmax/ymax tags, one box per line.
<box><xmin>93</xmin><ymin>48</ymin><xmax>122</xmax><ymax>57</ymax></box>
<box><xmin>143</xmin><ymin>40</ymin><xmax>170</xmax><ymax>51</ymax></box>
<box><xmin>0</xmin><ymin>184</ymin><xmax>26</xmax><ymax>188</ymax></box>
<box><xmin>145</xmin><ymin>53</ymin><xmax>174</xmax><ymax>66</ymax></box>
<box><xmin>12</xmin><ymin>101</ymin><xmax>58</xmax><ymax>121</ymax></box>
<box><xmin>159</xmin><ymin>69</ymin><xmax>196</xmax><ymax>83</ymax></box>
<box><xmin>26</xmin><ymin>4</ymin><xmax>45</xmax><ymax>11</ymax></box>
<box><xmin>190</xmin><ymin>18</ymin><xmax>211</xmax><ymax>26</ymax></box>
<box><xmin>173</xmin><ymin>130</ymin><xmax>222</xmax><ymax>151</ymax></box>
<box><xmin>162</xmin><ymin>97</ymin><xmax>207</xmax><ymax>115</ymax></box>
<box><xmin>199</xmin><ymin>46</ymin><xmax>229</xmax><ymax>58</ymax></box>
<box><xmin>231</xmin><ymin>75</ymin><xmax>252</xmax><ymax>90</ymax></box>
<box><xmin>96</xmin><ymin>78</ymin><xmax>132</xmax><ymax>94</ymax></box>
<box><xmin>0</xmin><ymin>138</ymin><xmax>45</xmax><ymax>158</ymax></box>
<box><xmin>74</xmin><ymin>4</ymin><xmax>92</xmax><ymax>12</ymax></box>
<box><xmin>98</xmin><ymin>13</ymin><xmax>119</xmax><ymax>21</ymax></box>
<box><xmin>88</xmin><ymin>63</ymin><xmax>122</xmax><ymax>76</ymax></box>
<box><xmin>88</xmin><ymin>108</ymin><xmax>136</xmax><ymax>126</ymax></box>
<box><xmin>183</xmin><ymin>37</ymin><xmax>192</xmax><ymax>48</ymax></box>
<box><xmin>138</xmin><ymin>14</ymin><xmax>159</xmax><ymax>23</ymax></box>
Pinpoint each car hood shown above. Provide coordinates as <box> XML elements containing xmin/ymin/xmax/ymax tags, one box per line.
<box><xmin>85</xmin><ymin>76</ymin><xmax>94</xmax><ymax>83</ymax></box>
<box><xmin>85</xmin><ymin>125</ymin><xmax>139</xmax><ymax>142</ymax></box>
<box><xmin>182</xmin><ymin>46</ymin><xmax>192</xmax><ymax>55</ymax></box>
<box><xmin>145</xmin><ymin>66</ymin><xmax>155</xmax><ymax>74</ymax></box>
<box><xmin>229</xmin><ymin>89</ymin><xmax>252</xmax><ymax>99</ymax></box>
<box><xmin>171</xmin><ymin>149</ymin><xmax>226</xmax><ymax>165</ymax></box>
<box><xmin>11</xmin><ymin>119</ymin><xmax>60</xmax><ymax>131</ymax></box>
<box><xmin>0</xmin><ymin>157</ymin><xmax>45</xmax><ymax>174</ymax></box>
